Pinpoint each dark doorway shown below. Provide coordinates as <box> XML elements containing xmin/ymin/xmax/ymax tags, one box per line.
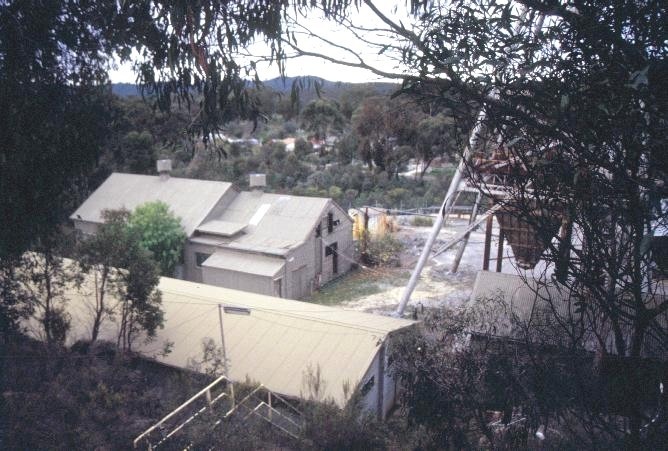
<box><xmin>331</xmin><ymin>242</ymin><xmax>338</xmax><ymax>274</ymax></box>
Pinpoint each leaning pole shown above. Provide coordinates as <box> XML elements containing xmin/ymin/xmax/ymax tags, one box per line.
<box><xmin>394</xmin><ymin>7</ymin><xmax>540</xmax><ymax>317</ymax></box>
<box><xmin>394</xmin><ymin>110</ymin><xmax>487</xmax><ymax>317</ymax></box>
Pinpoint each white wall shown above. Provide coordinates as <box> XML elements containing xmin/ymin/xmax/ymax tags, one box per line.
<box><xmin>358</xmin><ymin>342</ymin><xmax>397</xmax><ymax>420</ymax></box>
<box><xmin>201</xmin><ymin>266</ymin><xmax>274</xmax><ymax>296</ymax></box>
<box><xmin>320</xmin><ymin>202</ymin><xmax>354</xmax><ymax>285</ymax></box>
<box><xmin>72</xmin><ymin>219</ymin><xmax>99</xmax><ymax>236</ymax></box>
<box><xmin>284</xmin><ymin>242</ymin><xmax>315</xmax><ymax>299</ymax></box>
<box><xmin>183</xmin><ymin>241</ymin><xmax>218</xmax><ymax>283</ymax></box>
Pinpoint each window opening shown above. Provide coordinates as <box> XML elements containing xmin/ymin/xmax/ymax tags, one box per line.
<box><xmin>195</xmin><ymin>252</ymin><xmax>211</xmax><ymax>267</ymax></box>
<box><xmin>327</xmin><ymin>212</ymin><xmax>334</xmax><ymax>233</ymax></box>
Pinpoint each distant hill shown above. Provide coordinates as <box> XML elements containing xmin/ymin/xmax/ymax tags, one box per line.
<box><xmin>111</xmin><ymin>83</ymin><xmax>141</xmax><ymax>97</ymax></box>
<box><xmin>261</xmin><ymin>76</ymin><xmax>398</xmax><ymax>96</ymax></box>
<box><xmin>111</xmin><ymin>77</ymin><xmax>399</xmax><ymax>100</ymax></box>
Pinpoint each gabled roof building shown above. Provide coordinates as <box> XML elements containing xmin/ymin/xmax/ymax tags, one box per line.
<box><xmin>71</xmin><ymin>163</ymin><xmax>353</xmax><ymax>299</ymax></box>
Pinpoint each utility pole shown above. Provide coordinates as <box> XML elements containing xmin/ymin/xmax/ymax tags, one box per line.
<box><xmin>218</xmin><ymin>304</ymin><xmax>234</xmax><ymax>406</ymax></box>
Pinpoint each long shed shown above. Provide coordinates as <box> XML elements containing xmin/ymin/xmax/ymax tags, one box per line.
<box><xmin>49</xmin><ymin>269</ymin><xmax>416</xmax><ymax>418</ymax></box>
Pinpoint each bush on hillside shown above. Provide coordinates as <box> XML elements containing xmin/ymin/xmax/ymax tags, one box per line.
<box><xmin>362</xmin><ymin>234</ymin><xmax>404</xmax><ymax>267</ymax></box>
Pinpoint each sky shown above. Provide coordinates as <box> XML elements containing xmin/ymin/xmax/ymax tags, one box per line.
<box><xmin>108</xmin><ymin>51</ymin><xmax>394</xmax><ymax>84</ymax></box>
<box><xmin>109</xmin><ymin>3</ymin><xmax>415</xmax><ymax>84</ymax></box>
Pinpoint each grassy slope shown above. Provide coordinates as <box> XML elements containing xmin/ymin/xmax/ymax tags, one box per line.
<box><xmin>306</xmin><ymin>267</ymin><xmax>410</xmax><ymax>305</ymax></box>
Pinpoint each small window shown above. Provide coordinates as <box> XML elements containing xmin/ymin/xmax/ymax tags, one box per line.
<box><xmin>325</xmin><ymin>242</ymin><xmax>338</xmax><ymax>256</ymax></box>
<box><xmin>327</xmin><ymin>212</ymin><xmax>334</xmax><ymax>233</ymax></box>
<box><xmin>315</xmin><ymin>224</ymin><xmax>322</xmax><ymax>238</ymax></box>
<box><xmin>195</xmin><ymin>252</ymin><xmax>211</xmax><ymax>267</ymax></box>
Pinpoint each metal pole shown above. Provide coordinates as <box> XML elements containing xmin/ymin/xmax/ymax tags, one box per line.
<box><xmin>496</xmin><ymin>228</ymin><xmax>505</xmax><ymax>272</ymax></box>
<box><xmin>431</xmin><ymin>206</ymin><xmax>502</xmax><ymax>258</ymax></box>
<box><xmin>218</xmin><ymin>304</ymin><xmax>228</xmax><ymax>377</ymax></box>
<box><xmin>483</xmin><ymin>214</ymin><xmax>494</xmax><ymax>271</ymax></box>
<box><xmin>395</xmin><ymin>110</ymin><xmax>487</xmax><ymax>316</ymax></box>
<box><xmin>394</xmin><ymin>6</ymin><xmax>540</xmax><ymax>316</ymax></box>
<box><xmin>451</xmin><ymin>192</ymin><xmax>483</xmax><ymax>273</ymax></box>
<box><xmin>218</xmin><ymin>304</ymin><xmax>234</xmax><ymax>406</ymax></box>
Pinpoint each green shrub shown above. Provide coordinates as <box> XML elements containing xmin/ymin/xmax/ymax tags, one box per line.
<box><xmin>363</xmin><ymin>234</ymin><xmax>404</xmax><ymax>267</ymax></box>
<box><xmin>411</xmin><ymin>215</ymin><xmax>434</xmax><ymax>227</ymax></box>
<box><xmin>128</xmin><ymin>201</ymin><xmax>186</xmax><ymax>276</ymax></box>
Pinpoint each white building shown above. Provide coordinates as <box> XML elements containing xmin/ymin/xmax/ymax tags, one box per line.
<box><xmin>71</xmin><ymin>164</ymin><xmax>353</xmax><ymax>299</ymax></box>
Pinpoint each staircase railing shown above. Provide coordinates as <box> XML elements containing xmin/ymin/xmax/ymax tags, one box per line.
<box><xmin>133</xmin><ymin>377</ymin><xmax>303</xmax><ymax>450</ymax></box>
<box><xmin>133</xmin><ymin>374</ymin><xmax>232</xmax><ymax>450</ymax></box>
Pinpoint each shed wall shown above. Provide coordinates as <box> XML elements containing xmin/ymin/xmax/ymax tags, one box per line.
<box><xmin>183</xmin><ymin>241</ymin><xmax>218</xmax><ymax>283</ymax></box>
<box><xmin>201</xmin><ymin>266</ymin><xmax>274</xmax><ymax>296</ymax></box>
<box><xmin>73</xmin><ymin>219</ymin><xmax>99</xmax><ymax>236</ymax></box>
<box><xmin>359</xmin><ymin>342</ymin><xmax>398</xmax><ymax>419</ymax></box>
<box><xmin>320</xmin><ymin>202</ymin><xmax>354</xmax><ymax>284</ymax></box>
<box><xmin>285</xmin><ymin>242</ymin><xmax>316</xmax><ymax>299</ymax></box>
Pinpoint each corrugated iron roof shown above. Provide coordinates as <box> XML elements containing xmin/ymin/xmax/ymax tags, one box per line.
<box><xmin>210</xmin><ymin>192</ymin><xmax>333</xmax><ymax>252</ymax></box>
<box><xmin>202</xmin><ymin>249</ymin><xmax>284</xmax><ymax>277</ymax></box>
<box><xmin>73</xmin><ymin>173</ymin><xmax>351</xmax><ymax>257</ymax></box>
<box><xmin>70</xmin><ymin>173</ymin><xmax>233</xmax><ymax>236</ymax></box>
<box><xmin>468</xmin><ymin>271</ymin><xmax>668</xmax><ymax>360</ymax></box>
<box><xmin>196</xmin><ymin>219</ymin><xmax>246</xmax><ymax>237</ymax></box>
<box><xmin>58</xmin><ymin>270</ymin><xmax>416</xmax><ymax>406</ymax></box>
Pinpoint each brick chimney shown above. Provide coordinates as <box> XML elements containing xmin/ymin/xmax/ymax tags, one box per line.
<box><xmin>157</xmin><ymin>159</ymin><xmax>172</xmax><ymax>181</ymax></box>
<box><xmin>249</xmin><ymin>173</ymin><xmax>266</xmax><ymax>191</ymax></box>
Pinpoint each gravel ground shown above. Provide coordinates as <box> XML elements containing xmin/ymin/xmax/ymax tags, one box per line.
<box><xmin>336</xmin><ymin>218</ymin><xmax>481</xmax><ymax>314</ymax></box>
<box><xmin>328</xmin><ymin>216</ymin><xmax>552</xmax><ymax>315</ymax></box>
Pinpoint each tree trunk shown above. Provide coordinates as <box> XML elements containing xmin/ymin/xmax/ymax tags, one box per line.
<box><xmin>419</xmin><ymin>158</ymin><xmax>434</xmax><ymax>180</ymax></box>
<box><xmin>43</xmin><ymin>255</ymin><xmax>53</xmax><ymax>345</ymax></box>
<box><xmin>91</xmin><ymin>268</ymin><xmax>107</xmax><ymax>343</ymax></box>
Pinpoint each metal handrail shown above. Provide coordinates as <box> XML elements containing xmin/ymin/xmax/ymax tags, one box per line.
<box><xmin>134</xmin><ymin>378</ymin><xmax>304</xmax><ymax>449</ymax></box>
<box><xmin>215</xmin><ymin>385</ymin><xmax>304</xmax><ymax>435</ymax></box>
<box><xmin>243</xmin><ymin>401</ymin><xmax>302</xmax><ymax>438</ymax></box>
<box><xmin>154</xmin><ymin>391</ymin><xmax>230</xmax><ymax>447</ymax></box>
<box><xmin>133</xmin><ymin>374</ymin><xmax>231</xmax><ymax>448</ymax></box>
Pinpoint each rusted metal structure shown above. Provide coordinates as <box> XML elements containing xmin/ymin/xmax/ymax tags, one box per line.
<box><xmin>494</xmin><ymin>205</ymin><xmax>561</xmax><ymax>269</ymax></box>
<box><xmin>470</xmin><ymin>148</ymin><xmax>563</xmax><ymax>270</ymax></box>
<box><xmin>395</xmin><ymin>8</ymin><xmax>549</xmax><ymax>316</ymax></box>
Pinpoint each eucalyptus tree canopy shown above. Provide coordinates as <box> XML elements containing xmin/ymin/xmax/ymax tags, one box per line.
<box><xmin>351</xmin><ymin>96</ymin><xmax>422</xmax><ymax>174</ymax></box>
<box><xmin>300</xmin><ymin>98</ymin><xmax>346</xmax><ymax>142</ymax></box>
<box><xmin>0</xmin><ymin>0</ymin><xmax>360</xmax><ymax>260</ymax></box>
<box><xmin>285</xmin><ymin>0</ymin><xmax>667</xmax><ymax>446</ymax></box>
<box><xmin>415</xmin><ymin>114</ymin><xmax>458</xmax><ymax>178</ymax></box>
